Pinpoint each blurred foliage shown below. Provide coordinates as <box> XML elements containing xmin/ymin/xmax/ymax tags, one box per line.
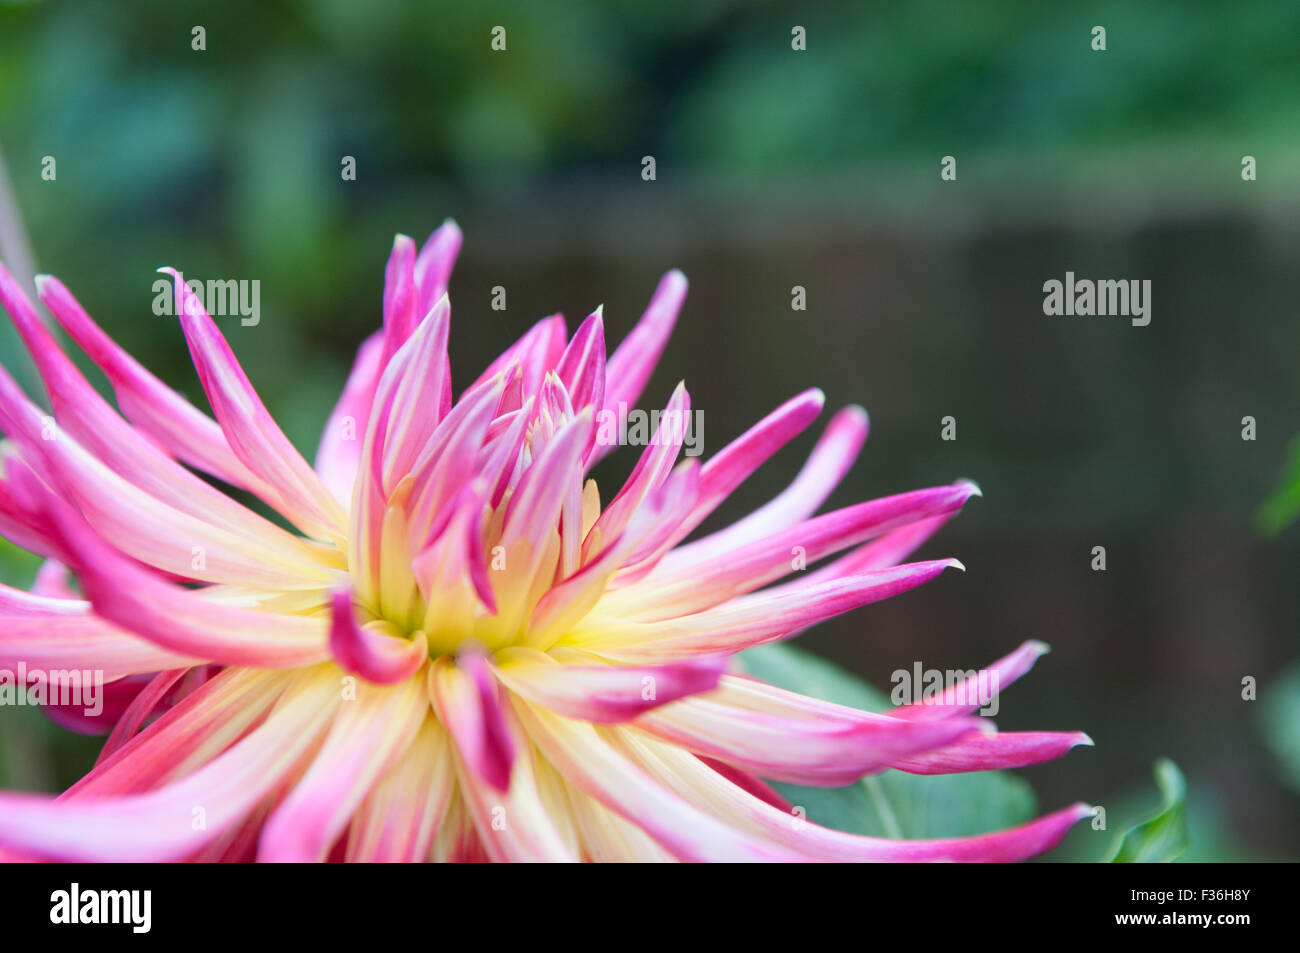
<box><xmin>1259</xmin><ymin>660</ymin><xmax>1300</xmax><ymax>794</ymax></box>
<box><xmin>1259</xmin><ymin>439</ymin><xmax>1300</xmax><ymax>534</ymax></box>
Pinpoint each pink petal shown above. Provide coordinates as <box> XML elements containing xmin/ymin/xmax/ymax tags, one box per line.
<box><xmin>42</xmin><ymin>494</ymin><xmax>331</xmax><ymax>668</ymax></box>
<box><xmin>663</xmin><ymin>404</ymin><xmax>869</xmax><ymax>571</ymax></box>
<box><xmin>891</xmin><ymin>640</ymin><xmax>1052</xmax><ymax>721</ymax></box>
<box><xmin>588</xmin><ymin>270</ymin><xmax>687</xmax><ymax>466</ymax></box>
<box><xmin>35</xmin><ymin>273</ymin><xmax>270</xmax><ymax>496</ymax></box>
<box><xmin>166</xmin><ymin>269</ymin><xmax>348</xmax><ymax>542</ymax></box>
<box><xmin>327</xmin><ymin>587</ymin><xmax>428</xmax><ymax>685</ymax></box>
<box><xmin>428</xmin><ymin>652</ymin><xmax>517</xmax><ymax>792</ymax></box>
<box><xmin>891</xmin><ymin>730</ymin><xmax>1094</xmax><ymax>774</ymax></box>
<box><xmin>315</xmin><ymin>331</ymin><xmax>384</xmax><ymax>504</ymax></box>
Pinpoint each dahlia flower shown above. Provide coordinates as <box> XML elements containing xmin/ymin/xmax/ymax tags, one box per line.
<box><xmin>0</xmin><ymin>223</ymin><xmax>1092</xmax><ymax>862</ymax></box>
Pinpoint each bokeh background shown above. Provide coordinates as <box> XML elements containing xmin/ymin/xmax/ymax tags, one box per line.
<box><xmin>1</xmin><ymin>0</ymin><xmax>1297</xmax><ymax>859</ymax></box>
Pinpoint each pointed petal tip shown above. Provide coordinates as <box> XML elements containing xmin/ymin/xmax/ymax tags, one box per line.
<box><xmin>955</xmin><ymin>478</ymin><xmax>982</xmax><ymax>498</ymax></box>
<box><xmin>947</xmin><ymin>558</ymin><xmax>966</xmax><ymax>573</ymax></box>
<box><xmin>840</xmin><ymin>404</ymin><xmax>869</xmax><ymax>426</ymax></box>
<box><xmin>1074</xmin><ymin>732</ymin><xmax>1095</xmax><ymax>748</ymax></box>
<box><xmin>1026</xmin><ymin>639</ymin><xmax>1051</xmax><ymax>657</ymax></box>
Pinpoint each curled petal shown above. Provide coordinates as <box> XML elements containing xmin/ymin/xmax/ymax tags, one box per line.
<box><xmin>328</xmin><ymin>588</ymin><xmax>428</xmax><ymax>685</ymax></box>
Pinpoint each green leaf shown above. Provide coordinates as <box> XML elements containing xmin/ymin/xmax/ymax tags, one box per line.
<box><xmin>737</xmin><ymin>642</ymin><xmax>1036</xmax><ymax>839</ymax></box>
<box><xmin>0</xmin><ymin>536</ymin><xmax>39</xmax><ymax>588</ymax></box>
<box><xmin>1258</xmin><ymin>437</ymin><xmax>1300</xmax><ymax>534</ymax></box>
<box><xmin>1259</xmin><ymin>661</ymin><xmax>1300</xmax><ymax>793</ymax></box>
<box><xmin>1109</xmin><ymin>759</ymin><xmax>1189</xmax><ymax>862</ymax></box>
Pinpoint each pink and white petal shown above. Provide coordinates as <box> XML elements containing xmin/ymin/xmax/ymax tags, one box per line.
<box><xmin>610</xmin><ymin>726</ymin><xmax>1092</xmax><ymax>862</ymax></box>
<box><xmin>585</xmin><ymin>381</ymin><xmax>690</xmax><ymax>550</ymax></box>
<box><xmin>607</xmin><ymin>482</ymin><xmax>976</xmax><ymax>620</ymax></box>
<box><xmin>345</xmin><ymin>716</ymin><xmax>454</xmax><ymax>862</ymax></box>
<box><xmin>660</xmin><ymin>405</ymin><xmax>869</xmax><ymax>571</ymax></box>
<box><xmin>43</xmin><ymin>498</ymin><xmax>331</xmax><ymax>668</ymax></box>
<box><xmin>633</xmin><ymin>693</ymin><xmax>984</xmax><ymax>786</ymax></box>
<box><xmin>258</xmin><ymin>674</ymin><xmax>427</xmax><ymax>862</ymax></box>
<box><xmin>512</xmin><ymin>700</ymin><xmax>805</xmax><ymax>861</ymax></box>
<box><xmin>0</xmin><ymin>366</ymin><xmax>334</xmax><ymax>587</ymax></box>
<box><xmin>589</xmin><ymin>270</ymin><xmax>688</xmax><ymax>467</ymax></box>
<box><xmin>373</xmin><ymin>299</ymin><xmax>452</xmax><ymax>493</ymax></box>
<box><xmin>558</xmin><ymin>771</ymin><xmax>676</xmax><ymax>862</ymax></box>
<box><xmin>493</xmin><ymin>647</ymin><xmax>726</xmax><ymax>723</ymax></box>
<box><xmin>428</xmin><ymin>653</ymin><xmax>517</xmax><ymax>792</ymax></box>
<box><xmin>661</xmin><ymin>387</ymin><xmax>826</xmax><ymax>542</ymax></box>
<box><xmin>447</xmin><ymin>702</ymin><xmax>578</xmax><ymax>862</ymax></box>
<box><xmin>890</xmin><ymin>640</ymin><xmax>1052</xmax><ymax>722</ymax></box>
<box><xmin>0</xmin><ymin>613</ymin><xmax>200</xmax><ymax>681</ymax></box>
<box><xmin>167</xmin><ymin>270</ymin><xmax>348</xmax><ymax>541</ymax></box>
<box><xmin>380</xmin><ymin>235</ymin><xmax>419</xmax><ymax>362</ymax></box>
<box><xmin>556</xmin><ymin>309</ymin><xmax>606</xmax><ymax>418</ymax></box>
<box><xmin>94</xmin><ymin>668</ymin><xmax>192</xmax><ymax>765</ymax></box>
<box><xmin>67</xmin><ymin>668</ymin><xmax>292</xmax><ymax>797</ymax></box>
<box><xmin>315</xmin><ymin>331</ymin><xmax>383</xmax><ymax>505</ymax></box>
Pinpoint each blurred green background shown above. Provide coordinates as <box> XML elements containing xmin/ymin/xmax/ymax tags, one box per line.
<box><xmin>1</xmin><ymin>0</ymin><xmax>1298</xmax><ymax>859</ymax></box>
